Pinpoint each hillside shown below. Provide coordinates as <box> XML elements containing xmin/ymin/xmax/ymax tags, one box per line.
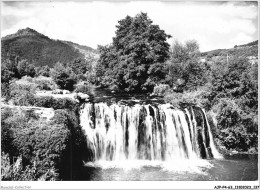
<box><xmin>201</xmin><ymin>40</ymin><xmax>258</xmax><ymax>60</ymax></box>
<box><xmin>1</xmin><ymin>28</ymin><xmax>98</xmax><ymax>67</ymax></box>
<box><xmin>62</xmin><ymin>40</ymin><xmax>98</xmax><ymax>58</ymax></box>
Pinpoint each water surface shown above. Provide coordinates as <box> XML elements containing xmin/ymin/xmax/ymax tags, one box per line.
<box><xmin>77</xmin><ymin>154</ymin><xmax>257</xmax><ymax>181</ymax></box>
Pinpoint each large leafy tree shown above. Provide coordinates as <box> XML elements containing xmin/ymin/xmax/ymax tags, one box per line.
<box><xmin>166</xmin><ymin>40</ymin><xmax>206</xmax><ymax>91</ymax></box>
<box><xmin>97</xmin><ymin>12</ymin><xmax>171</xmax><ymax>92</ymax></box>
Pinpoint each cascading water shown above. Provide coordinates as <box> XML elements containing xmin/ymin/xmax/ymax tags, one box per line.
<box><xmin>79</xmin><ymin>102</ymin><xmax>221</xmax><ymax>162</ymax></box>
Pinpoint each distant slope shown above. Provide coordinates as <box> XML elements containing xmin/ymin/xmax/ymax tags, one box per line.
<box><xmin>236</xmin><ymin>40</ymin><xmax>258</xmax><ymax>48</ymax></box>
<box><xmin>201</xmin><ymin>40</ymin><xmax>258</xmax><ymax>59</ymax></box>
<box><xmin>62</xmin><ymin>40</ymin><xmax>98</xmax><ymax>58</ymax></box>
<box><xmin>1</xmin><ymin>28</ymin><xmax>98</xmax><ymax>67</ymax></box>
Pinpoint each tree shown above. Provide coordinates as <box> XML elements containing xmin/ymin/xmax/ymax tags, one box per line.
<box><xmin>36</xmin><ymin>65</ymin><xmax>51</xmax><ymax>77</ymax></box>
<box><xmin>17</xmin><ymin>60</ymin><xmax>36</xmax><ymax>77</ymax></box>
<box><xmin>166</xmin><ymin>40</ymin><xmax>205</xmax><ymax>90</ymax></box>
<box><xmin>97</xmin><ymin>12</ymin><xmax>171</xmax><ymax>92</ymax></box>
<box><xmin>1</xmin><ymin>66</ymin><xmax>15</xmax><ymax>98</ymax></box>
<box><xmin>50</xmin><ymin>63</ymin><xmax>76</xmax><ymax>91</ymax></box>
<box><xmin>209</xmin><ymin>56</ymin><xmax>257</xmax><ymax>111</ymax></box>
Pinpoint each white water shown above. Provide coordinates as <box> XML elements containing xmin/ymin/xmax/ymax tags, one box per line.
<box><xmin>202</xmin><ymin>109</ymin><xmax>223</xmax><ymax>159</ymax></box>
<box><xmin>80</xmin><ymin>102</ymin><xmax>221</xmax><ymax>165</ymax></box>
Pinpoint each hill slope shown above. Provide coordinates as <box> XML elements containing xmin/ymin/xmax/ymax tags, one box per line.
<box><xmin>201</xmin><ymin>40</ymin><xmax>258</xmax><ymax>59</ymax></box>
<box><xmin>1</xmin><ymin>28</ymin><xmax>97</xmax><ymax>67</ymax></box>
<box><xmin>62</xmin><ymin>40</ymin><xmax>98</xmax><ymax>58</ymax></box>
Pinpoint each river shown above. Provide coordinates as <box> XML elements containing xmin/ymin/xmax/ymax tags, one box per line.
<box><xmin>77</xmin><ymin>87</ymin><xmax>258</xmax><ymax>181</ymax></box>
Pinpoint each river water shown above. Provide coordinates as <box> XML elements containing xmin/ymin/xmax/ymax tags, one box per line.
<box><xmin>77</xmin><ymin>154</ymin><xmax>257</xmax><ymax>181</ymax></box>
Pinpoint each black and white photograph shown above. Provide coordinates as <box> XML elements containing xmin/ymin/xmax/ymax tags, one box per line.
<box><xmin>1</xmin><ymin>0</ymin><xmax>258</xmax><ymax>189</ymax></box>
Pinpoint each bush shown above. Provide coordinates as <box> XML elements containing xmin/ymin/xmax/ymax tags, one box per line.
<box><xmin>8</xmin><ymin>78</ymin><xmax>36</xmax><ymax>106</ymax></box>
<box><xmin>74</xmin><ymin>81</ymin><xmax>92</xmax><ymax>94</ymax></box>
<box><xmin>1</xmin><ymin>106</ymin><xmax>90</xmax><ymax>180</ymax></box>
<box><xmin>6</xmin><ymin>76</ymin><xmax>59</xmax><ymax>105</ymax></box>
<box><xmin>34</xmin><ymin>76</ymin><xmax>58</xmax><ymax>90</ymax></box>
<box><xmin>36</xmin><ymin>65</ymin><xmax>51</xmax><ymax>77</ymax></box>
<box><xmin>1</xmin><ymin>152</ymin><xmax>58</xmax><ymax>181</ymax></box>
<box><xmin>50</xmin><ymin>63</ymin><xmax>77</xmax><ymax>91</ymax></box>
<box><xmin>164</xmin><ymin>86</ymin><xmax>211</xmax><ymax>109</ymax></box>
<box><xmin>33</xmin><ymin>96</ymin><xmax>79</xmax><ymax>112</ymax></box>
<box><xmin>17</xmin><ymin>60</ymin><xmax>35</xmax><ymax>77</ymax></box>
<box><xmin>152</xmin><ymin>84</ymin><xmax>170</xmax><ymax>96</ymax></box>
<box><xmin>212</xmin><ymin>98</ymin><xmax>258</xmax><ymax>151</ymax></box>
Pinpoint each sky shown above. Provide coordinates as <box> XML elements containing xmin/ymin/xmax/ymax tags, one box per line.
<box><xmin>1</xmin><ymin>1</ymin><xmax>258</xmax><ymax>52</ymax></box>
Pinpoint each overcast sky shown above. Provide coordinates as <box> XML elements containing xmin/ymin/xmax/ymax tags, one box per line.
<box><xmin>1</xmin><ymin>1</ymin><xmax>258</xmax><ymax>52</ymax></box>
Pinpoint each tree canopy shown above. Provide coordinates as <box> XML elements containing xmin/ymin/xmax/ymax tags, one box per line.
<box><xmin>96</xmin><ymin>12</ymin><xmax>171</xmax><ymax>92</ymax></box>
<box><xmin>166</xmin><ymin>40</ymin><xmax>206</xmax><ymax>91</ymax></box>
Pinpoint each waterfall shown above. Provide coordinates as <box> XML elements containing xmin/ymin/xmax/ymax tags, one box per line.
<box><xmin>80</xmin><ymin>102</ymin><xmax>221</xmax><ymax>162</ymax></box>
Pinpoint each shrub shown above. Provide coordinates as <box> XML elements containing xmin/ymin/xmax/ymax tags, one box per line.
<box><xmin>50</xmin><ymin>63</ymin><xmax>77</xmax><ymax>91</ymax></box>
<box><xmin>1</xmin><ymin>107</ymin><xmax>89</xmax><ymax>180</ymax></box>
<box><xmin>33</xmin><ymin>96</ymin><xmax>79</xmax><ymax>112</ymax></box>
<box><xmin>152</xmin><ymin>84</ymin><xmax>170</xmax><ymax>96</ymax></box>
<box><xmin>34</xmin><ymin>76</ymin><xmax>58</xmax><ymax>90</ymax></box>
<box><xmin>8</xmin><ymin>78</ymin><xmax>36</xmax><ymax>106</ymax></box>
<box><xmin>17</xmin><ymin>60</ymin><xmax>35</xmax><ymax>77</ymax></box>
<box><xmin>36</xmin><ymin>65</ymin><xmax>51</xmax><ymax>77</ymax></box>
<box><xmin>1</xmin><ymin>152</ymin><xmax>58</xmax><ymax>181</ymax></box>
<box><xmin>164</xmin><ymin>86</ymin><xmax>211</xmax><ymax>109</ymax></box>
<box><xmin>74</xmin><ymin>81</ymin><xmax>92</xmax><ymax>94</ymax></box>
<box><xmin>212</xmin><ymin>98</ymin><xmax>258</xmax><ymax>151</ymax></box>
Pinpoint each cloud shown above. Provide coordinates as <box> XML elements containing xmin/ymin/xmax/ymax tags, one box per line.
<box><xmin>1</xmin><ymin>1</ymin><xmax>258</xmax><ymax>51</ymax></box>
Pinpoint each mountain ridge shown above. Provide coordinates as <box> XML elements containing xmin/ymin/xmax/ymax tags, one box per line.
<box><xmin>2</xmin><ymin>27</ymin><xmax>50</xmax><ymax>40</ymax></box>
<box><xmin>1</xmin><ymin>27</ymin><xmax>98</xmax><ymax>67</ymax></box>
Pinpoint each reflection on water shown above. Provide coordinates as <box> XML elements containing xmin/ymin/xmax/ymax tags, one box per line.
<box><xmin>77</xmin><ymin>155</ymin><xmax>257</xmax><ymax>181</ymax></box>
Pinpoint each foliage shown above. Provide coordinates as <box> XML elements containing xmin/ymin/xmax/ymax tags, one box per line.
<box><xmin>1</xmin><ymin>152</ymin><xmax>58</xmax><ymax>181</ymax></box>
<box><xmin>1</xmin><ymin>57</ymin><xmax>21</xmax><ymax>98</ymax></box>
<box><xmin>17</xmin><ymin>59</ymin><xmax>36</xmax><ymax>77</ymax></box>
<box><xmin>209</xmin><ymin>56</ymin><xmax>257</xmax><ymax>110</ymax></box>
<box><xmin>1</xmin><ymin>106</ymin><xmax>90</xmax><ymax>180</ymax></box>
<box><xmin>67</xmin><ymin>58</ymin><xmax>91</xmax><ymax>75</ymax></box>
<box><xmin>166</xmin><ymin>40</ymin><xmax>207</xmax><ymax>90</ymax></box>
<box><xmin>50</xmin><ymin>62</ymin><xmax>77</xmax><ymax>91</ymax></box>
<box><xmin>152</xmin><ymin>84</ymin><xmax>170</xmax><ymax>96</ymax></box>
<box><xmin>74</xmin><ymin>81</ymin><xmax>92</xmax><ymax>94</ymax></box>
<box><xmin>212</xmin><ymin>98</ymin><xmax>258</xmax><ymax>151</ymax></box>
<box><xmin>1</xmin><ymin>56</ymin><xmax>20</xmax><ymax>78</ymax></box>
<box><xmin>33</xmin><ymin>76</ymin><xmax>58</xmax><ymax>90</ymax></box>
<box><xmin>164</xmin><ymin>53</ymin><xmax>258</xmax><ymax>152</ymax></box>
<box><xmin>36</xmin><ymin>65</ymin><xmax>51</xmax><ymax>77</ymax></box>
<box><xmin>34</xmin><ymin>96</ymin><xmax>79</xmax><ymax>112</ymax></box>
<box><xmin>1</xmin><ymin>108</ymin><xmax>16</xmax><ymax>154</ymax></box>
<box><xmin>1</xmin><ymin>66</ymin><xmax>15</xmax><ymax>98</ymax></box>
<box><xmin>1</xmin><ymin>65</ymin><xmax>15</xmax><ymax>84</ymax></box>
<box><xmin>164</xmin><ymin>85</ymin><xmax>211</xmax><ymax>109</ymax></box>
<box><xmin>96</xmin><ymin>12</ymin><xmax>171</xmax><ymax>92</ymax></box>
<box><xmin>8</xmin><ymin>78</ymin><xmax>37</xmax><ymax>106</ymax></box>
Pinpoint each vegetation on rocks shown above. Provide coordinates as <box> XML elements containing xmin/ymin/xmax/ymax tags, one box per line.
<box><xmin>1</xmin><ymin>107</ymin><xmax>91</xmax><ymax>180</ymax></box>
